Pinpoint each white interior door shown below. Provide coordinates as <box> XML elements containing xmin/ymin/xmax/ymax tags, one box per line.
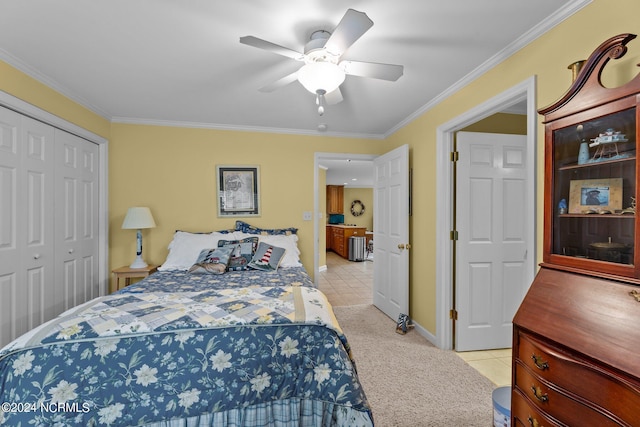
<box><xmin>373</xmin><ymin>144</ymin><xmax>409</xmax><ymax>321</ymax></box>
<box><xmin>455</xmin><ymin>132</ymin><xmax>529</xmax><ymax>351</ymax></box>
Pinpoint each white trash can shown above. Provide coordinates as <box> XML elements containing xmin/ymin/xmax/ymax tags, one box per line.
<box><xmin>492</xmin><ymin>386</ymin><xmax>511</xmax><ymax>427</ymax></box>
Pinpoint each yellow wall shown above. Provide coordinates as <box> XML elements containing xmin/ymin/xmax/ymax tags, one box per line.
<box><xmin>108</xmin><ymin>123</ymin><xmax>386</xmax><ymax>289</ymax></box>
<box><xmin>385</xmin><ymin>0</ymin><xmax>640</xmax><ymax>334</ymax></box>
<box><xmin>460</xmin><ymin>112</ymin><xmax>527</xmax><ymax>134</ymax></box>
<box><xmin>2</xmin><ymin>0</ymin><xmax>638</xmax><ymax>339</ymax></box>
<box><xmin>343</xmin><ymin>187</ymin><xmax>373</xmax><ymax>231</ymax></box>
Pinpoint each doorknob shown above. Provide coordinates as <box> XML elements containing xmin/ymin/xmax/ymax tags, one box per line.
<box><xmin>398</xmin><ymin>243</ymin><xmax>411</xmax><ymax>250</ymax></box>
<box><xmin>33</xmin><ymin>253</ymin><xmax>41</xmax><ymax>259</ymax></box>
<box><xmin>398</xmin><ymin>244</ymin><xmax>405</xmax><ymax>250</ymax></box>
<box><xmin>406</xmin><ymin>243</ymin><xmax>411</xmax><ymax>250</ymax></box>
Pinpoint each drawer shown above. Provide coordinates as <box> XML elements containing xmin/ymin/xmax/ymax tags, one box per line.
<box><xmin>517</xmin><ymin>332</ymin><xmax>640</xmax><ymax>425</ymax></box>
<box><xmin>514</xmin><ymin>363</ymin><xmax>620</xmax><ymax>427</ymax></box>
<box><xmin>511</xmin><ymin>389</ymin><xmax>562</xmax><ymax>427</ymax></box>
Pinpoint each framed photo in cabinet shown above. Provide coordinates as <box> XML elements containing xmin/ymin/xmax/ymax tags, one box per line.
<box><xmin>568</xmin><ymin>178</ymin><xmax>622</xmax><ymax>213</ymax></box>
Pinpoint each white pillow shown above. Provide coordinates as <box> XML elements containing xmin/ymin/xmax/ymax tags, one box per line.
<box><xmin>257</xmin><ymin>234</ymin><xmax>302</xmax><ymax>268</ymax></box>
<box><xmin>160</xmin><ymin>231</ymin><xmax>234</xmax><ymax>271</ymax></box>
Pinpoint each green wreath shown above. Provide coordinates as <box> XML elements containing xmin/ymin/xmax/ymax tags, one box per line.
<box><xmin>350</xmin><ymin>200</ymin><xmax>365</xmax><ymax>216</ymax></box>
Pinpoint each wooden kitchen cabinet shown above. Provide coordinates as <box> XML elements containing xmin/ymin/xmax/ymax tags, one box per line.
<box><xmin>326</xmin><ymin>225</ymin><xmax>366</xmax><ymax>259</ymax></box>
<box><xmin>512</xmin><ymin>34</ymin><xmax>640</xmax><ymax>426</ymax></box>
<box><xmin>326</xmin><ymin>185</ymin><xmax>344</xmax><ymax>214</ymax></box>
<box><xmin>332</xmin><ymin>227</ymin><xmax>344</xmax><ymax>256</ymax></box>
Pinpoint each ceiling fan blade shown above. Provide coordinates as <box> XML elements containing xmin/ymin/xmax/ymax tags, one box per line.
<box><xmin>258</xmin><ymin>71</ymin><xmax>300</xmax><ymax>92</ymax></box>
<box><xmin>324</xmin><ymin>87</ymin><xmax>343</xmax><ymax>105</ymax></box>
<box><xmin>324</xmin><ymin>9</ymin><xmax>373</xmax><ymax>56</ymax></box>
<box><xmin>240</xmin><ymin>36</ymin><xmax>304</xmax><ymax>61</ymax></box>
<box><xmin>340</xmin><ymin>60</ymin><xmax>404</xmax><ymax>81</ymax></box>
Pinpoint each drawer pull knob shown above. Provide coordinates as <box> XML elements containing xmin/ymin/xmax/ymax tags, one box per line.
<box><xmin>531</xmin><ymin>354</ymin><xmax>549</xmax><ymax>370</ymax></box>
<box><xmin>530</xmin><ymin>385</ymin><xmax>549</xmax><ymax>403</ymax></box>
<box><xmin>528</xmin><ymin>416</ymin><xmax>543</xmax><ymax>427</ymax></box>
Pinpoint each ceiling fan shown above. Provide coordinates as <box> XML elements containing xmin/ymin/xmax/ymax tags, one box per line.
<box><xmin>240</xmin><ymin>9</ymin><xmax>404</xmax><ymax>115</ymax></box>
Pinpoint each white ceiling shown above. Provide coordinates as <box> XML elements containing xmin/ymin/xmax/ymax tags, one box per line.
<box><xmin>0</xmin><ymin>0</ymin><xmax>583</xmax><ymax>141</ymax></box>
<box><xmin>322</xmin><ymin>158</ymin><xmax>375</xmax><ymax>187</ymax></box>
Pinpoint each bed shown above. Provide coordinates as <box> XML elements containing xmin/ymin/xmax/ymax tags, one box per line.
<box><xmin>0</xmin><ymin>223</ymin><xmax>374</xmax><ymax>426</ymax></box>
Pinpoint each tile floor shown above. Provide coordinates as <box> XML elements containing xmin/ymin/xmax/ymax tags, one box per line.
<box><xmin>318</xmin><ymin>251</ymin><xmax>373</xmax><ymax>306</ymax></box>
<box><xmin>318</xmin><ymin>250</ymin><xmax>512</xmax><ymax>387</ymax></box>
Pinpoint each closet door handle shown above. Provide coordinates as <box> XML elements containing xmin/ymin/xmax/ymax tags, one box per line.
<box><xmin>68</xmin><ymin>249</ymin><xmax>74</xmax><ymax>254</ymax></box>
<box><xmin>33</xmin><ymin>253</ymin><xmax>41</xmax><ymax>259</ymax></box>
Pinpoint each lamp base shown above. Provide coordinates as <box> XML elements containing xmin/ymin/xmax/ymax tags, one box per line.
<box><xmin>129</xmin><ymin>255</ymin><xmax>148</xmax><ymax>269</ymax></box>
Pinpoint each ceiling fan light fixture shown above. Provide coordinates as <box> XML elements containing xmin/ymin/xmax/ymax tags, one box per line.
<box><xmin>297</xmin><ymin>62</ymin><xmax>345</xmax><ymax>94</ymax></box>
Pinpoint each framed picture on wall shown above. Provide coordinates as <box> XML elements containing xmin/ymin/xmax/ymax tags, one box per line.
<box><xmin>216</xmin><ymin>165</ymin><xmax>260</xmax><ymax>217</ymax></box>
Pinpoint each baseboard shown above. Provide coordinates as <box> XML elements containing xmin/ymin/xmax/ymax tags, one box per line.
<box><xmin>412</xmin><ymin>320</ymin><xmax>439</xmax><ymax>348</ymax></box>
<box><xmin>319</xmin><ymin>265</ymin><xmax>327</xmax><ymax>272</ymax></box>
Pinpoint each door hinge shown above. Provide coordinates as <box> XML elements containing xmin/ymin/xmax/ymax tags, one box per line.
<box><xmin>450</xmin><ymin>151</ymin><xmax>459</xmax><ymax>162</ymax></box>
<box><xmin>449</xmin><ymin>309</ymin><xmax>458</xmax><ymax>320</ymax></box>
<box><xmin>450</xmin><ymin>230</ymin><xmax>458</xmax><ymax>241</ymax></box>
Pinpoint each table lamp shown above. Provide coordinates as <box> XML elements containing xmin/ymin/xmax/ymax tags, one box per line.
<box><xmin>122</xmin><ymin>207</ymin><xmax>156</xmax><ymax>268</ymax></box>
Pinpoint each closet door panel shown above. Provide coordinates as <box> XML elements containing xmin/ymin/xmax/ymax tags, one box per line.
<box><xmin>0</xmin><ymin>107</ymin><xmax>55</xmax><ymax>343</ymax></box>
<box><xmin>22</xmin><ymin>117</ymin><xmax>55</xmax><ymax>328</ymax></box>
<box><xmin>80</xmin><ymin>145</ymin><xmax>98</xmax><ymax>301</ymax></box>
<box><xmin>55</xmin><ymin>130</ymin><xmax>99</xmax><ymax>310</ymax></box>
<box><xmin>0</xmin><ymin>106</ymin><xmax>20</xmax><ymax>345</ymax></box>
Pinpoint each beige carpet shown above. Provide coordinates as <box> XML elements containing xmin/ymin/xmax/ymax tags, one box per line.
<box><xmin>333</xmin><ymin>305</ymin><xmax>495</xmax><ymax>427</ymax></box>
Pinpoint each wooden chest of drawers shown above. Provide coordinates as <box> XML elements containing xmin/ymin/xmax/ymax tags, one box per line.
<box><xmin>512</xmin><ymin>267</ymin><xmax>640</xmax><ymax>426</ymax></box>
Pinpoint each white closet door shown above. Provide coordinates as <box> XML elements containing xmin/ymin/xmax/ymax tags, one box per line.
<box><xmin>0</xmin><ymin>107</ymin><xmax>55</xmax><ymax>344</ymax></box>
<box><xmin>55</xmin><ymin>130</ymin><xmax>100</xmax><ymax>313</ymax></box>
<box><xmin>0</xmin><ymin>106</ymin><xmax>22</xmax><ymax>345</ymax></box>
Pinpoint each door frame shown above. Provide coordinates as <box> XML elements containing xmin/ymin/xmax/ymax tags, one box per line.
<box><xmin>313</xmin><ymin>152</ymin><xmax>376</xmax><ymax>285</ymax></box>
<box><xmin>434</xmin><ymin>76</ymin><xmax>538</xmax><ymax>350</ymax></box>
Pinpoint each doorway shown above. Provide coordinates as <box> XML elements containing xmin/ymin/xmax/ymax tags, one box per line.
<box><xmin>314</xmin><ymin>145</ymin><xmax>410</xmax><ymax>322</ymax></box>
<box><xmin>435</xmin><ymin>77</ymin><xmax>538</xmax><ymax>350</ymax></box>
<box><xmin>314</xmin><ymin>152</ymin><xmax>376</xmax><ymax>299</ymax></box>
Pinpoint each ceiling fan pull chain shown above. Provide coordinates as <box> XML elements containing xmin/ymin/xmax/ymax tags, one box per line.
<box><xmin>316</xmin><ymin>89</ymin><xmax>327</xmax><ymax>116</ymax></box>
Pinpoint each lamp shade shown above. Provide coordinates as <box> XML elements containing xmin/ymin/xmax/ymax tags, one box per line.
<box><xmin>297</xmin><ymin>62</ymin><xmax>345</xmax><ymax>94</ymax></box>
<box><xmin>122</xmin><ymin>207</ymin><xmax>156</xmax><ymax>229</ymax></box>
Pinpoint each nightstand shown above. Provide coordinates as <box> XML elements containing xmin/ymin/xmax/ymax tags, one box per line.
<box><xmin>112</xmin><ymin>264</ymin><xmax>158</xmax><ymax>291</ymax></box>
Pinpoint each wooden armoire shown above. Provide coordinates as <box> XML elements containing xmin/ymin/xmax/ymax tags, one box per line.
<box><xmin>512</xmin><ymin>34</ymin><xmax>640</xmax><ymax>426</ymax></box>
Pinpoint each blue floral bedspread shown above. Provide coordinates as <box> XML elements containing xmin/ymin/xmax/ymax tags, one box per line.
<box><xmin>0</xmin><ymin>283</ymin><xmax>373</xmax><ymax>426</ymax></box>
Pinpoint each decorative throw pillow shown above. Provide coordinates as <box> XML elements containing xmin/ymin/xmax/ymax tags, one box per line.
<box><xmin>258</xmin><ymin>234</ymin><xmax>302</xmax><ymax>268</ymax></box>
<box><xmin>160</xmin><ymin>231</ymin><xmax>236</xmax><ymax>271</ymax></box>
<box><xmin>188</xmin><ymin>246</ymin><xmax>233</xmax><ymax>274</ymax></box>
<box><xmin>248</xmin><ymin>242</ymin><xmax>286</xmax><ymax>271</ymax></box>
<box><xmin>217</xmin><ymin>237</ymin><xmax>259</xmax><ymax>271</ymax></box>
<box><xmin>235</xmin><ymin>220</ymin><xmax>298</xmax><ymax>236</ymax></box>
